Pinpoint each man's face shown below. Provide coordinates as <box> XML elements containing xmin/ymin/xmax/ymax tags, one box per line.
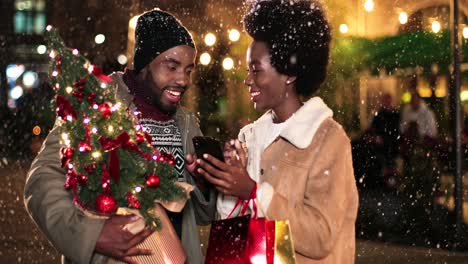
<box><xmin>142</xmin><ymin>45</ymin><xmax>195</xmax><ymax>114</ymax></box>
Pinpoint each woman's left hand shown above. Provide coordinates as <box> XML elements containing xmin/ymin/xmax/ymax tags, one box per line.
<box><xmin>196</xmin><ymin>140</ymin><xmax>255</xmax><ymax>200</ymax></box>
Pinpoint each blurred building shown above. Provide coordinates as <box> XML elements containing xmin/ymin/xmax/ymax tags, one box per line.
<box><xmin>329</xmin><ymin>0</ymin><xmax>468</xmax><ymax>132</ymax></box>
<box><xmin>1</xmin><ymin>0</ymin><xmax>467</xmax><ymax>138</ymax></box>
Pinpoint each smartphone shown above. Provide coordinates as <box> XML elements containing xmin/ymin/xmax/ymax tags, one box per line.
<box><xmin>192</xmin><ymin>136</ymin><xmax>225</xmax><ymax>162</ymax></box>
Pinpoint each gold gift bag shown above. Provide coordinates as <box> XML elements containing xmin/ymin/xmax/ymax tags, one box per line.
<box><xmin>107</xmin><ymin>203</ymin><xmax>186</xmax><ymax>264</ymax></box>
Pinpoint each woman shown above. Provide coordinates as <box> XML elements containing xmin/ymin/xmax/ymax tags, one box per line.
<box><xmin>197</xmin><ymin>0</ymin><xmax>359</xmax><ymax>263</ymax></box>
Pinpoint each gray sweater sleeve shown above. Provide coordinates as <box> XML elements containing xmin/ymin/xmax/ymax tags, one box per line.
<box><xmin>24</xmin><ymin>124</ymin><xmax>106</xmax><ymax>264</ymax></box>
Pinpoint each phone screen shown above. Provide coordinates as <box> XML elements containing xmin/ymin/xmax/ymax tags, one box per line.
<box><xmin>192</xmin><ymin>136</ymin><xmax>225</xmax><ymax>162</ymax></box>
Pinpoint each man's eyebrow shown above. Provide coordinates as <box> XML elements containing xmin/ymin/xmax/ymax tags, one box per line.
<box><xmin>164</xmin><ymin>57</ymin><xmax>181</xmax><ymax>65</ymax></box>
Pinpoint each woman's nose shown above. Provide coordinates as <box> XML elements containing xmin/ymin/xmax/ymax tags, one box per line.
<box><xmin>244</xmin><ymin>74</ymin><xmax>252</xmax><ymax>86</ymax></box>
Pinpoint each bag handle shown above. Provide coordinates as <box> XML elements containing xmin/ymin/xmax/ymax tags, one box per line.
<box><xmin>226</xmin><ymin>184</ymin><xmax>258</xmax><ymax>219</ymax></box>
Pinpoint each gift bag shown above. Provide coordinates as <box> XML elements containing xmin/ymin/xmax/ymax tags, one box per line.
<box><xmin>205</xmin><ymin>187</ymin><xmax>296</xmax><ymax>264</ymax></box>
<box><xmin>107</xmin><ymin>203</ymin><xmax>186</xmax><ymax>264</ymax></box>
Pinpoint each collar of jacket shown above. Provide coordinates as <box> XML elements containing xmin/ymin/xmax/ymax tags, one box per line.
<box><xmin>109</xmin><ymin>71</ymin><xmax>190</xmax><ymax>144</ymax></box>
<box><xmin>243</xmin><ymin>97</ymin><xmax>333</xmax><ymax>149</ymax></box>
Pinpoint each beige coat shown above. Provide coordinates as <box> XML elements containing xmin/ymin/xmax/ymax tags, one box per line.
<box><xmin>219</xmin><ymin>97</ymin><xmax>359</xmax><ymax>263</ymax></box>
<box><xmin>24</xmin><ymin>72</ymin><xmax>216</xmax><ymax>264</ymax></box>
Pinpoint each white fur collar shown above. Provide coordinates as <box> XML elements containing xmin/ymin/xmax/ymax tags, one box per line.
<box><xmin>241</xmin><ymin>97</ymin><xmax>333</xmax><ymax>149</ymax></box>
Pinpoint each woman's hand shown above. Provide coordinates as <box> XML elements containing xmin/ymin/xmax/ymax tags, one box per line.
<box><xmin>197</xmin><ymin>140</ymin><xmax>255</xmax><ymax>200</ymax></box>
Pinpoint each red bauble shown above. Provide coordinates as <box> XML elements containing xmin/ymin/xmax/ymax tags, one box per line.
<box><xmin>99</xmin><ymin>103</ymin><xmax>112</xmax><ymax>118</ymax></box>
<box><xmin>61</xmin><ymin>147</ymin><xmax>74</xmax><ymax>167</ymax></box>
<box><xmin>126</xmin><ymin>192</ymin><xmax>141</xmax><ymax>209</ymax></box>
<box><xmin>135</xmin><ymin>133</ymin><xmax>145</xmax><ymax>144</ymax></box>
<box><xmin>78</xmin><ymin>174</ymin><xmax>87</xmax><ymax>185</ymax></box>
<box><xmin>63</xmin><ymin>147</ymin><xmax>74</xmax><ymax>158</ymax></box>
<box><xmin>79</xmin><ymin>141</ymin><xmax>92</xmax><ymax>152</ymax></box>
<box><xmin>146</xmin><ymin>174</ymin><xmax>160</xmax><ymax>188</ymax></box>
<box><xmin>87</xmin><ymin>92</ymin><xmax>96</xmax><ymax>102</ymax></box>
<box><xmin>64</xmin><ymin>170</ymin><xmax>78</xmax><ymax>189</ymax></box>
<box><xmin>84</xmin><ymin>162</ymin><xmax>96</xmax><ymax>174</ymax></box>
<box><xmin>95</xmin><ymin>193</ymin><xmax>117</xmax><ymax>214</ymax></box>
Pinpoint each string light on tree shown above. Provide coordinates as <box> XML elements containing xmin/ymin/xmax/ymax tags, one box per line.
<box><xmin>134</xmin><ymin>185</ymin><xmax>142</xmax><ymax>193</ymax></box>
<box><xmin>92</xmin><ymin>151</ymin><xmax>101</xmax><ymax>159</ymax></box>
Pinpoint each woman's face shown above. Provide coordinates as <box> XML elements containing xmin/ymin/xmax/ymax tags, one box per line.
<box><xmin>244</xmin><ymin>41</ymin><xmax>290</xmax><ymax>112</ymax></box>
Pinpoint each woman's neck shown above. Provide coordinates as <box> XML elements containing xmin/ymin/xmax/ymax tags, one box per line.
<box><xmin>271</xmin><ymin>96</ymin><xmax>303</xmax><ymax>123</ymax></box>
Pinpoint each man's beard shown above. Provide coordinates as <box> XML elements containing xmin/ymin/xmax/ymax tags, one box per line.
<box><xmin>141</xmin><ymin>74</ymin><xmax>181</xmax><ymax>115</ymax></box>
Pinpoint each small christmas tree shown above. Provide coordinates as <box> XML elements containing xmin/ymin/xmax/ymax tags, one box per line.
<box><xmin>46</xmin><ymin>27</ymin><xmax>185</xmax><ymax>228</ymax></box>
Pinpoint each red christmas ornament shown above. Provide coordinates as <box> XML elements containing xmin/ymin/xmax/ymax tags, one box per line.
<box><xmin>87</xmin><ymin>92</ymin><xmax>96</xmax><ymax>102</ymax></box>
<box><xmin>146</xmin><ymin>174</ymin><xmax>160</xmax><ymax>188</ymax></box>
<box><xmin>126</xmin><ymin>192</ymin><xmax>141</xmax><ymax>209</ymax></box>
<box><xmin>74</xmin><ymin>78</ymin><xmax>86</xmax><ymax>90</ymax></box>
<box><xmin>64</xmin><ymin>170</ymin><xmax>78</xmax><ymax>189</ymax></box>
<box><xmin>79</xmin><ymin>141</ymin><xmax>92</xmax><ymax>152</ymax></box>
<box><xmin>135</xmin><ymin>133</ymin><xmax>145</xmax><ymax>144</ymax></box>
<box><xmin>55</xmin><ymin>56</ymin><xmax>62</xmax><ymax>72</ymax></box>
<box><xmin>78</xmin><ymin>174</ymin><xmax>87</xmax><ymax>185</ymax></box>
<box><xmin>56</xmin><ymin>95</ymin><xmax>78</xmax><ymax>120</ymax></box>
<box><xmin>95</xmin><ymin>193</ymin><xmax>117</xmax><ymax>214</ymax></box>
<box><xmin>99</xmin><ymin>103</ymin><xmax>112</xmax><ymax>118</ymax></box>
<box><xmin>64</xmin><ymin>147</ymin><xmax>74</xmax><ymax>158</ymax></box>
<box><xmin>61</xmin><ymin>147</ymin><xmax>74</xmax><ymax>167</ymax></box>
<box><xmin>158</xmin><ymin>152</ymin><xmax>175</xmax><ymax>164</ymax></box>
<box><xmin>144</xmin><ymin>132</ymin><xmax>152</xmax><ymax>144</ymax></box>
<box><xmin>84</xmin><ymin>162</ymin><xmax>96</xmax><ymax>174</ymax></box>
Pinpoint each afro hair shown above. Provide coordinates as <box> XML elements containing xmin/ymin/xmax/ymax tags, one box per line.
<box><xmin>244</xmin><ymin>0</ymin><xmax>331</xmax><ymax>97</ymax></box>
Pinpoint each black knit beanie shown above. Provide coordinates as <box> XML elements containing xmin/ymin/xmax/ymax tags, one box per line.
<box><xmin>133</xmin><ymin>9</ymin><xmax>195</xmax><ymax>73</ymax></box>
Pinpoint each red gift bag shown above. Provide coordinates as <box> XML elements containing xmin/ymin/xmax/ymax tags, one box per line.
<box><xmin>205</xmin><ymin>186</ymin><xmax>296</xmax><ymax>264</ymax></box>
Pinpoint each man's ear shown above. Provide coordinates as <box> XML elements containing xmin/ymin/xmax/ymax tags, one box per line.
<box><xmin>137</xmin><ymin>67</ymin><xmax>148</xmax><ymax>80</ymax></box>
<box><xmin>285</xmin><ymin>76</ymin><xmax>297</xmax><ymax>85</ymax></box>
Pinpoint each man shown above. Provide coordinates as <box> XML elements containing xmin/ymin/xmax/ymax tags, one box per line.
<box><xmin>24</xmin><ymin>9</ymin><xmax>216</xmax><ymax>264</ymax></box>
<box><xmin>400</xmin><ymin>92</ymin><xmax>438</xmax><ymax>140</ymax></box>
<box><xmin>369</xmin><ymin>93</ymin><xmax>400</xmax><ymax>186</ymax></box>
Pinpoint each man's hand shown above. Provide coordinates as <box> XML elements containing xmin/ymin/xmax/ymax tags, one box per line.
<box><xmin>95</xmin><ymin>215</ymin><xmax>153</xmax><ymax>264</ymax></box>
<box><xmin>186</xmin><ymin>153</ymin><xmax>210</xmax><ymax>190</ymax></box>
